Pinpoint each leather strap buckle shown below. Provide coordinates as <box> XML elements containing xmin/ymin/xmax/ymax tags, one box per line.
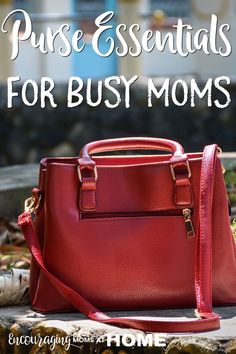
<box><xmin>170</xmin><ymin>160</ymin><xmax>191</xmax><ymax>180</ymax></box>
<box><xmin>78</xmin><ymin>165</ymin><xmax>98</xmax><ymax>183</ymax></box>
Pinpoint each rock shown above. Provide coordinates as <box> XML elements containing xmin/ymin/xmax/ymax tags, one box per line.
<box><xmin>166</xmin><ymin>338</ymin><xmax>219</xmax><ymax>354</ymax></box>
<box><xmin>0</xmin><ymin>306</ymin><xmax>235</xmax><ymax>354</ymax></box>
<box><xmin>0</xmin><ymin>164</ymin><xmax>38</xmax><ymax>218</ymax></box>
<box><xmin>226</xmin><ymin>340</ymin><xmax>236</xmax><ymax>354</ymax></box>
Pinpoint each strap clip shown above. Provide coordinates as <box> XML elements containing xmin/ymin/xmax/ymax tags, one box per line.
<box><xmin>170</xmin><ymin>160</ymin><xmax>191</xmax><ymax>180</ymax></box>
<box><xmin>24</xmin><ymin>195</ymin><xmax>41</xmax><ymax>214</ymax></box>
<box><xmin>78</xmin><ymin>165</ymin><xmax>98</xmax><ymax>183</ymax></box>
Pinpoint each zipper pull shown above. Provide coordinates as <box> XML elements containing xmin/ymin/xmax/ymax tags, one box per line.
<box><xmin>183</xmin><ymin>208</ymin><xmax>195</xmax><ymax>238</ymax></box>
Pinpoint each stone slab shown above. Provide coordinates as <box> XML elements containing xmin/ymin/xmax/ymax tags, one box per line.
<box><xmin>0</xmin><ymin>164</ymin><xmax>38</xmax><ymax>218</ymax></box>
<box><xmin>0</xmin><ymin>306</ymin><xmax>235</xmax><ymax>353</ymax></box>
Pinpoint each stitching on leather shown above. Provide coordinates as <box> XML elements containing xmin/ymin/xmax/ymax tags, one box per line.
<box><xmin>197</xmin><ymin>145</ymin><xmax>217</xmax><ymax>312</ymax></box>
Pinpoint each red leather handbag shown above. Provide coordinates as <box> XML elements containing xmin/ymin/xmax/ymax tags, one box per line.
<box><xmin>18</xmin><ymin>138</ymin><xmax>236</xmax><ymax>333</ymax></box>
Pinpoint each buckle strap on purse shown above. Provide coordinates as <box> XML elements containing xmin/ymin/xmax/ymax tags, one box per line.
<box><xmin>170</xmin><ymin>158</ymin><xmax>193</xmax><ymax>206</ymax></box>
<box><xmin>18</xmin><ymin>143</ymin><xmax>220</xmax><ymax>333</ymax></box>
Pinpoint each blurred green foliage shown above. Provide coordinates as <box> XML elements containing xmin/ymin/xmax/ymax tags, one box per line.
<box><xmin>225</xmin><ymin>169</ymin><xmax>236</xmax><ymax>206</ymax></box>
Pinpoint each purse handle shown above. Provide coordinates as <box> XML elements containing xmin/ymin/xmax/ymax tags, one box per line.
<box><xmin>18</xmin><ymin>144</ymin><xmax>220</xmax><ymax>333</ymax></box>
<box><xmin>79</xmin><ymin>137</ymin><xmax>187</xmax><ymax>170</ymax></box>
<box><xmin>78</xmin><ymin>138</ymin><xmax>191</xmax><ymax>211</ymax></box>
<box><xmin>80</xmin><ymin>137</ymin><xmax>184</xmax><ymax>157</ymax></box>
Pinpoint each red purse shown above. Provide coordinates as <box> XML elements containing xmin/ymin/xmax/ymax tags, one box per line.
<box><xmin>18</xmin><ymin>138</ymin><xmax>236</xmax><ymax>333</ymax></box>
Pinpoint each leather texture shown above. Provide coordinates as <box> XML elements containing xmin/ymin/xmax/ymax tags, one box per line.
<box><xmin>18</xmin><ymin>138</ymin><xmax>236</xmax><ymax>333</ymax></box>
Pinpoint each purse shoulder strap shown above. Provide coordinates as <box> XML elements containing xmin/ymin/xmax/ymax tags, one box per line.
<box><xmin>18</xmin><ymin>144</ymin><xmax>220</xmax><ymax>333</ymax></box>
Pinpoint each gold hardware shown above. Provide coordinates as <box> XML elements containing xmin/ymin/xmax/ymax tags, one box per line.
<box><xmin>78</xmin><ymin>165</ymin><xmax>98</xmax><ymax>183</ymax></box>
<box><xmin>183</xmin><ymin>208</ymin><xmax>195</xmax><ymax>238</ymax></box>
<box><xmin>24</xmin><ymin>197</ymin><xmax>36</xmax><ymax>213</ymax></box>
<box><xmin>170</xmin><ymin>160</ymin><xmax>191</xmax><ymax>181</ymax></box>
<box><xmin>217</xmin><ymin>147</ymin><xmax>226</xmax><ymax>174</ymax></box>
<box><xmin>24</xmin><ymin>195</ymin><xmax>41</xmax><ymax>214</ymax></box>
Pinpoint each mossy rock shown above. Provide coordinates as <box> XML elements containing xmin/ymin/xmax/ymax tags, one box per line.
<box><xmin>166</xmin><ymin>338</ymin><xmax>220</xmax><ymax>354</ymax></box>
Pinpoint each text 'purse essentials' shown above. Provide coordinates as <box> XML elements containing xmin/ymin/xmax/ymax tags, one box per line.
<box><xmin>18</xmin><ymin>138</ymin><xmax>236</xmax><ymax>333</ymax></box>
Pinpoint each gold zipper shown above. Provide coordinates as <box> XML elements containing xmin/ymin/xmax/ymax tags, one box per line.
<box><xmin>183</xmin><ymin>208</ymin><xmax>195</xmax><ymax>238</ymax></box>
